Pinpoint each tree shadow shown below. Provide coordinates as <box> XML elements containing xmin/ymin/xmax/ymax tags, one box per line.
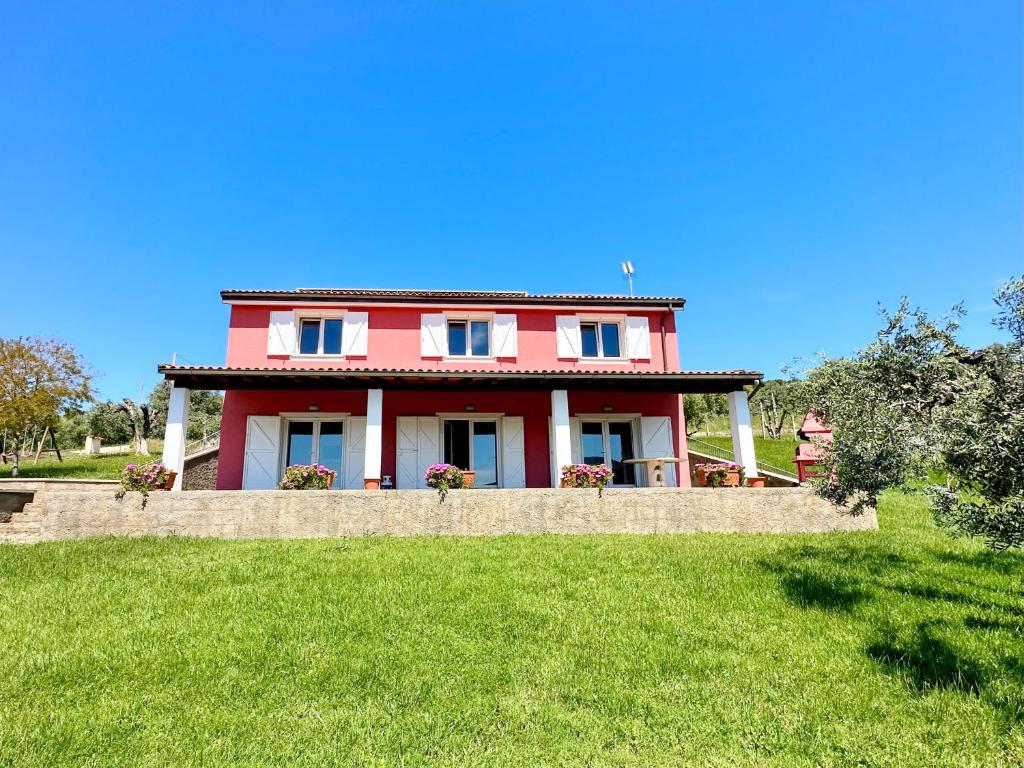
<box><xmin>759</xmin><ymin>542</ymin><xmax>1024</xmax><ymax>722</ymax></box>
<box><xmin>865</xmin><ymin>621</ymin><xmax>983</xmax><ymax>694</ymax></box>
<box><xmin>772</xmin><ymin>568</ymin><xmax>867</xmax><ymax>612</ymax></box>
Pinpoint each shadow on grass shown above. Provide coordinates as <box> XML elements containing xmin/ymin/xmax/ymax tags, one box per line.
<box><xmin>760</xmin><ymin>542</ymin><xmax>1024</xmax><ymax>721</ymax></box>
<box><xmin>866</xmin><ymin>621</ymin><xmax>983</xmax><ymax>694</ymax></box>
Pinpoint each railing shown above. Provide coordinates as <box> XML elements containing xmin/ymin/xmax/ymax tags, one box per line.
<box><xmin>184</xmin><ymin>430</ymin><xmax>220</xmax><ymax>457</ymax></box>
<box><xmin>687</xmin><ymin>437</ymin><xmax>800</xmax><ymax>481</ymax></box>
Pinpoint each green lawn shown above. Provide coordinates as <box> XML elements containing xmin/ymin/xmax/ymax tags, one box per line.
<box><xmin>693</xmin><ymin>435</ymin><xmax>801</xmax><ymax>471</ymax></box>
<box><xmin>1</xmin><ymin>494</ymin><xmax>1022</xmax><ymax>766</ymax></box>
<box><xmin>0</xmin><ymin>452</ymin><xmax>155</xmax><ymax>480</ymax></box>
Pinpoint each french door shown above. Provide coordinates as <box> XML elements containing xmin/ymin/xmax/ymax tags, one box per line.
<box><xmin>285</xmin><ymin>419</ymin><xmax>345</xmax><ymax>486</ymax></box>
<box><xmin>580</xmin><ymin>420</ymin><xmax>636</xmax><ymax>485</ymax></box>
<box><xmin>443</xmin><ymin>419</ymin><xmax>499</xmax><ymax>487</ymax></box>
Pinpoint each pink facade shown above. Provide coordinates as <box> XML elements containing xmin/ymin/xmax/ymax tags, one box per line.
<box><xmin>160</xmin><ymin>289</ymin><xmax>759</xmax><ymax>492</ymax></box>
<box><xmin>225</xmin><ymin>304</ymin><xmax>680</xmax><ymax>372</ymax></box>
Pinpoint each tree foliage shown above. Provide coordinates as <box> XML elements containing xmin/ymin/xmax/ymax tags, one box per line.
<box><xmin>750</xmin><ymin>378</ymin><xmax>809</xmax><ymax>438</ymax></box>
<box><xmin>147</xmin><ymin>381</ymin><xmax>223</xmax><ymax>441</ymax></box>
<box><xmin>0</xmin><ymin>337</ymin><xmax>92</xmax><ymax>475</ymax></box>
<box><xmin>805</xmin><ymin>279</ymin><xmax>1024</xmax><ymax>549</ymax></box>
<box><xmin>683</xmin><ymin>394</ymin><xmax>727</xmax><ymax>436</ymax></box>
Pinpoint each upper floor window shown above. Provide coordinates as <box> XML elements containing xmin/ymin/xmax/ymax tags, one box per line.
<box><xmin>420</xmin><ymin>312</ymin><xmax>517</xmax><ymax>359</ymax></box>
<box><xmin>298</xmin><ymin>317</ymin><xmax>344</xmax><ymax>355</ymax></box>
<box><xmin>580</xmin><ymin>321</ymin><xmax>622</xmax><ymax>359</ymax></box>
<box><xmin>267</xmin><ymin>310</ymin><xmax>368</xmax><ymax>358</ymax></box>
<box><xmin>447</xmin><ymin>319</ymin><xmax>490</xmax><ymax>357</ymax></box>
<box><xmin>556</xmin><ymin>315</ymin><xmax>650</xmax><ymax>361</ymax></box>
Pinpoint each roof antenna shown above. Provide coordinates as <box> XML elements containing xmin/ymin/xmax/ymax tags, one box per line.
<box><xmin>621</xmin><ymin>261</ymin><xmax>635</xmax><ymax>297</ymax></box>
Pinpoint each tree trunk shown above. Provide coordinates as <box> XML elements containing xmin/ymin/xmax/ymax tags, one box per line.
<box><xmin>10</xmin><ymin>437</ymin><xmax>19</xmax><ymax>478</ymax></box>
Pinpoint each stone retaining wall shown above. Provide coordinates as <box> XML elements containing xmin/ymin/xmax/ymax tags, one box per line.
<box><xmin>4</xmin><ymin>488</ymin><xmax>877</xmax><ymax>543</ymax></box>
<box><xmin>183</xmin><ymin>449</ymin><xmax>218</xmax><ymax>491</ymax></box>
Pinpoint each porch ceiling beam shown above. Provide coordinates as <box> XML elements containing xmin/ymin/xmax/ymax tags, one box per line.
<box><xmin>157</xmin><ymin>366</ymin><xmax>762</xmax><ymax>393</ymax></box>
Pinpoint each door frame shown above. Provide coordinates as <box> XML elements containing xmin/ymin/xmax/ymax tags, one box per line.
<box><xmin>438</xmin><ymin>414</ymin><xmax>504</xmax><ymax>487</ymax></box>
<box><xmin>278</xmin><ymin>412</ymin><xmax>352</xmax><ymax>488</ymax></box>
<box><xmin>574</xmin><ymin>414</ymin><xmax>641</xmax><ymax>487</ymax></box>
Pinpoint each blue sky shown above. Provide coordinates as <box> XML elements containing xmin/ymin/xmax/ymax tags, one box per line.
<box><xmin>3</xmin><ymin>1</ymin><xmax>1021</xmax><ymax>401</ymax></box>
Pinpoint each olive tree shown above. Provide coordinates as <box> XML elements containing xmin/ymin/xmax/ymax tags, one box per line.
<box><xmin>805</xmin><ymin>278</ymin><xmax>1024</xmax><ymax>548</ymax></box>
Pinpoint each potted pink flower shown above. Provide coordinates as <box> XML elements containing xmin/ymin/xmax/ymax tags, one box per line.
<box><xmin>559</xmin><ymin>463</ymin><xmax>613</xmax><ymax>496</ymax></box>
<box><xmin>279</xmin><ymin>464</ymin><xmax>336</xmax><ymax>490</ymax></box>
<box><xmin>424</xmin><ymin>463</ymin><xmax>465</xmax><ymax>502</ymax></box>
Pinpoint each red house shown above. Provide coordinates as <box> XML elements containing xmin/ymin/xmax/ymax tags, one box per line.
<box><xmin>158</xmin><ymin>288</ymin><xmax>762</xmax><ymax>490</ymax></box>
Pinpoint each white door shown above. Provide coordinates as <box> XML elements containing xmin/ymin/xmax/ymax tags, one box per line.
<box><xmin>641</xmin><ymin>416</ymin><xmax>676</xmax><ymax>487</ymax></box>
<box><xmin>396</xmin><ymin>416</ymin><xmax>440</xmax><ymax>488</ymax></box>
<box><xmin>345</xmin><ymin>417</ymin><xmax>367</xmax><ymax>490</ymax></box>
<box><xmin>501</xmin><ymin>416</ymin><xmax>526</xmax><ymax>488</ymax></box>
<box><xmin>242</xmin><ymin>416</ymin><xmax>281</xmax><ymax>489</ymax></box>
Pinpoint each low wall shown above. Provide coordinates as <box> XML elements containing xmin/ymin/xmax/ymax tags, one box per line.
<box><xmin>10</xmin><ymin>488</ymin><xmax>877</xmax><ymax>543</ymax></box>
<box><xmin>0</xmin><ymin>478</ymin><xmax>120</xmax><ymax>492</ymax></box>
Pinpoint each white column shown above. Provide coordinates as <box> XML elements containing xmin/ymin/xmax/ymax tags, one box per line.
<box><xmin>161</xmin><ymin>385</ymin><xmax>190</xmax><ymax>492</ymax></box>
<box><xmin>364</xmin><ymin>388</ymin><xmax>383</xmax><ymax>487</ymax></box>
<box><xmin>551</xmin><ymin>389</ymin><xmax>572</xmax><ymax>487</ymax></box>
<box><xmin>727</xmin><ymin>389</ymin><xmax>758</xmax><ymax>478</ymax></box>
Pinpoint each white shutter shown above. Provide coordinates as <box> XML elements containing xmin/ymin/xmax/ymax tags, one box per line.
<box><xmin>492</xmin><ymin>314</ymin><xmax>518</xmax><ymax>358</ymax></box>
<box><xmin>396</xmin><ymin>417</ymin><xmax>420</xmax><ymax>489</ymax></box>
<box><xmin>267</xmin><ymin>312</ymin><xmax>296</xmax><ymax>356</ymax></box>
<box><xmin>640</xmin><ymin>416</ymin><xmax>676</xmax><ymax>487</ymax></box>
<box><xmin>625</xmin><ymin>316</ymin><xmax>652</xmax><ymax>360</ymax></box>
<box><xmin>242</xmin><ymin>416</ymin><xmax>281</xmax><ymax>489</ymax></box>
<box><xmin>417</xmin><ymin>418</ymin><xmax>440</xmax><ymax>486</ymax></box>
<box><xmin>569</xmin><ymin>418</ymin><xmax>582</xmax><ymax>464</ymax></box>
<box><xmin>500</xmin><ymin>416</ymin><xmax>525</xmax><ymax>488</ymax></box>
<box><xmin>420</xmin><ymin>313</ymin><xmax>446</xmax><ymax>357</ymax></box>
<box><xmin>555</xmin><ymin>316</ymin><xmax>581</xmax><ymax>358</ymax></box>
<box><xmin>345</xmin><ymin>417</ymin><xmax>366</xmax><ymax>489</ymax></box>
<box><xmin>341</xmin><ymin>312</ymin><xmax>369</xmax><ymax>356</ymax></box>
<box><xmin>395</xmin><ymin>416</ymin><xmax>440</xmax><ymax>488</ymax></box>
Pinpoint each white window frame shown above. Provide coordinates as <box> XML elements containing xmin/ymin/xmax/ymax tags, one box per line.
<box><xmin>444</xmin><ymin>315</ymin><xmax>493</xmax><ymax>359</ymax></box>
<box><xmin>279</xmin><ymin>413</ymin><xmax>351</xmax><ymax>487</ymax></box>
<box><xmin>576</xmin><ymin>415</ymin><xmax>640</xmax><ymax>486</ymax></box>
<box><xmin>440</xmin><ymin>415</ymin><xmax>503</xmax><ymax>486</ymax></box>
<box><xmin>293</xmin><ymin>310</ymin><xmax>347</xmax><ymax>358</ymax></box>
<box><xmin>578</xmin><ymin>316</ymin><xmax>626</xmax><ymax>361</ymax></box>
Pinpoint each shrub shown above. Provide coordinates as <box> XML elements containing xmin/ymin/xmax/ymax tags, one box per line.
<box><xmin>560</xmin><ymin>463</ymin><xmax>612</xmax><ymax>496</ymax></box>
<box><xmin>424</xmin><ymin>463</ymin><xmax>465</xmax><ymax>502</ymax></box>
<box><xmin>115</xmin><ymin>461</ymin><xmax>170</xmax><ymax>504</ymax></box>
<box><xmin>279</xmin><ymin>464</ymin><xmax>336</xmax><ymax>490</ymax></box>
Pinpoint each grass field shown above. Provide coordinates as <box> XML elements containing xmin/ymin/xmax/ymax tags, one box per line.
<box><xmin>692</xmin><ymin>435</ymin><xmax>801</xmax><ymax>471</ymax></box>
<box><xmin>1</xmin><ymin>494</ymin><xmax>1022</xmax><ymax>766</ymax></box>
<box><xmin>0</xmin><ymin>452</ymin><xmax>155</xmax><ymax>480</ymax></box>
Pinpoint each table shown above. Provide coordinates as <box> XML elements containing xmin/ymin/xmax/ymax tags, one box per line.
<box><xmin>622</xmin><ymin>457</ymin><xmax>686</xmax><ymax>487</ymax></box>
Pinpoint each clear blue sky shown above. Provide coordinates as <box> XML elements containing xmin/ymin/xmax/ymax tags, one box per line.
<box><xmin>3</xmin><ymin>1</ymin><xmax>1021</xmax><ymax>401</ymax></box>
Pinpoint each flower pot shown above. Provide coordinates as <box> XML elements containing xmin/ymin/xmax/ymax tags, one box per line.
<box><xmin>696</xmin><ymin>467</ymin><xmax>742</xmax><ymax>488</ymax></box>
<box><xmin>363</xmin><ymin>478</ymin><xmax>381</xmax><ymax>490</ymax></box>
<box><xmin>746</xmin><ymin>476</ymin><xmax>766</xmax><ymax>488</ymax></box>
<box><xmin>162</xmin><ymin>471</ymin><xmax>177</xmax><ymax>491</ymax></box>
<box><xmin>462</xmin><ymin>470</ymin><xmax>476</xmax><ymax>489</ymax></box>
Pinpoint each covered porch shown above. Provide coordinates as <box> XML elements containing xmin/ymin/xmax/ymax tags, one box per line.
<box><xmin>157</xmin><ymin>367</ymin><xmax>763</xmax><ymax>491</ymax></box>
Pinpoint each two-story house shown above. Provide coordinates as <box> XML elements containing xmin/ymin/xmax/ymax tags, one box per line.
<box><xmin>158</xmin><ymin>288</ymin><xmax>762</xmax><ymax>490</ymax></box>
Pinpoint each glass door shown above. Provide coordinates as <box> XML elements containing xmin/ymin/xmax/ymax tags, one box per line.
<box><xmin>579</xmin><ymin>420</ymin><xmax>636</xmax><ymax>485</ymax></box>
<box><xmin>285</xmin><ymin>419</ymin><xmax>345</xmax><ymax>487</ymax></box>
<box><xmin>443</xmin><ymin>419</ymin><xmax>499</xmax><ymax>487</ymax></box>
